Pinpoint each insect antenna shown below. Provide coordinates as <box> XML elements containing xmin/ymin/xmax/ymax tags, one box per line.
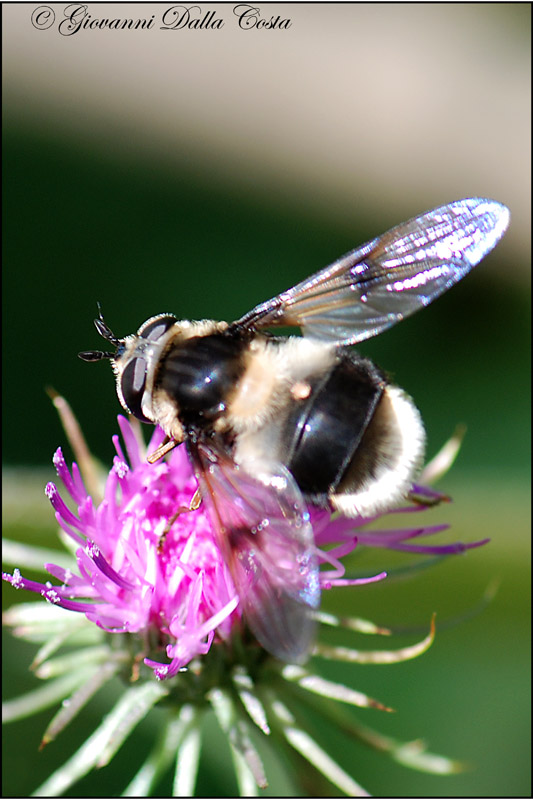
<box><xmin>78</xmin><ymin>303</ymin><xmax>122</xmax><ymax>362</ymax></box>
<box><xmin>94</xmin><ymin>302</ymin><xmax>121</xmax><ymax>346</ymax></box>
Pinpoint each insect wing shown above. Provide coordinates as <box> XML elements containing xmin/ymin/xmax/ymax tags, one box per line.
<box><xmin>238</xmin><ymin>198</ymin><xmax>509</xmax><ymax>345</ymax></box>
<box><xmin>190</xmin><ymin>440</ymin><xmax>320</xmax><ymax>664</ymax></box>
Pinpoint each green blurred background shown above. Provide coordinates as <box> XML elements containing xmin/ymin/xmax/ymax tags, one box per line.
<box><xmin>3</xmin><ymin>3</ymin><xmax>530</xmax><ymax>796</ymax></box>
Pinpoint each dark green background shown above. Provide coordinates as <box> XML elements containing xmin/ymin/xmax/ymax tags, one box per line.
<box><xmin>3</xmin><ymin>125</ymin><xmax>530</xmax><ymax>475</ymax></box>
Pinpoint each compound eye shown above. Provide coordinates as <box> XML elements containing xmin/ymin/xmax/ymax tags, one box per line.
<box><xmin>138</xmin><ymin>315</ymin><xmax>176</xmax><ymax>342</ymax></box>
<box><xmin>120</xmin><ymin>357</ymin><xmax>150</xmax><ymax>422</ymax></box>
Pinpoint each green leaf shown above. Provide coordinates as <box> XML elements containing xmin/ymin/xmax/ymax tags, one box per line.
<box><xmin>33</xmin><ymin>681</ymin><xmax>168</xmax><ymax>796</ymax></box>
<box><xmin>3</xmin><ymin>667</ymin><xmax>97</xmax><ymax>723</ymax></box>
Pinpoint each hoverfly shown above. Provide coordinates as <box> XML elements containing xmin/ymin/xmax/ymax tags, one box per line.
<box><xmin>80</xmin><ymin>198</ymin><xmax>509</xmax><ymax>663</ymax></box>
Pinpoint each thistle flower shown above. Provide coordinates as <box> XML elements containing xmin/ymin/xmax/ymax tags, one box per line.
<box><xmin>3</xmin><ymin>400</ymin><xmax>488</xmax><ymax>797</ymax></box>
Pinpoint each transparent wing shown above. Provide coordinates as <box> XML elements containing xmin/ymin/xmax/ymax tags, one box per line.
<box><xmin>189</xmin><ymin>438</ymin><xmax>320</xmax><ymax>664</ymax></box>
<box><xmin>237</xmin><ymin>198</ymin><xmax>510</xmax><ymax>345</ymax></box>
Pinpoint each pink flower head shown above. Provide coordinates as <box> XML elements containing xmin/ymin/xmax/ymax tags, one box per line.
<box><xmin>3</xmin><ymin>417</ymin><xmax>487</xmax><ymax>680</ymax></box>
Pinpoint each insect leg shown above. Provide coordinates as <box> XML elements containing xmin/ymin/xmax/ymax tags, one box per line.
<box><xmin>157</xmin><ymin>488</ymin><xmax>202</xmax><ymax>553</ymax></box>
<box><xmin>147</xmin><ymin>437</ymin><xmax>181</xmax><ymax>464</ymax></box>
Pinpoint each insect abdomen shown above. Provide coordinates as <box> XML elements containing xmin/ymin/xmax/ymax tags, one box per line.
<box><xmin>283</xmin><ymin>355</ymin><xmax>385</xmax><ymax>496</ymax></box>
